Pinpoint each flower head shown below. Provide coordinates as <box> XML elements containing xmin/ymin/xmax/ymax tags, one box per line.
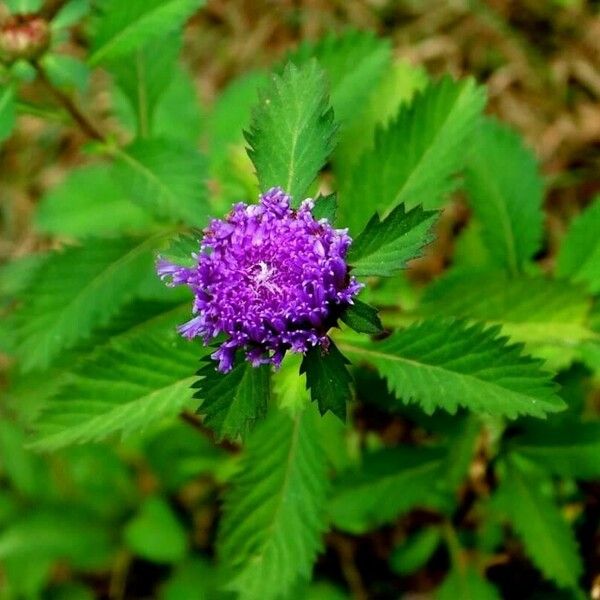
<box><xmin>158</xmin><ymin>187</ymin><xmax>362</xmax><ymax>372</ymax></box>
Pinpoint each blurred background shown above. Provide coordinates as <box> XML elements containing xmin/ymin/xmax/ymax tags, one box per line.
<box><xmin>1</xmin><ymin>1</ymin><xmax>600</xmax><ymax>599</ymax></box>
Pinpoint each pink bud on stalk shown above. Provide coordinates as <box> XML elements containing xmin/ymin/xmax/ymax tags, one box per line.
<box><xmin>0</xmin><ymin>15</ymin><xmax>50</xmax><ymax>63</ymax></box>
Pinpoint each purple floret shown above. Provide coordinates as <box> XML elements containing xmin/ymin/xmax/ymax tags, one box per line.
<box><xmin>157</xmin><ymin>187</ymin><xmax>362</xmax><ymax>372</ymax></box>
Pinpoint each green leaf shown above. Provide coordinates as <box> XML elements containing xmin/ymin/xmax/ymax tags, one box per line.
<box><xmin>347</xmin><ymin>203</ymin><xmax>438</xmax><ymax>277</ymax></box>
<box><xmin>51</xmin><ymin>0</ymin><xmax>92</xmax><ymax>30</ymax></box>
<box><xmin>300</xmin><ymin>341</ymin><xmax>353</xmax><ymax>420</ymax></box>
<box><xmin>245</xmin><ymin>61</ymin><xmax>337</xmax><ymax>204</ymax></box>
<box><xmin>339</xmin><ymin>76</ymin><xmax>486</xmax><ymax>233</ymax></box>
<box><xmin>193</xmin><ymin>358</ymin><xmax>270</xmax><ymax>441</ymax></box>
<box><xmin>390</xmin><ymin>527</ymin><xmax>441</xmax><ymax>575</ymax></box>
<box><xmin>436</xmin><ymin>566</ymin><xmax>501</xmax><ymax>600</ymax></box>
<box><xmin>329</xmin><ymin>446</ymin><xmax>448</xmax><ymax>533</ymax></box>
<box><xmin>158</xmin><ymin>232</ymin><xmax>199</xmax><ymax>269</ymax></box>
<box><xmin>494</xmin><ymin>458</ymin><xmax>583</xmax><ymax>589</ymax></box>
<box><xmin>340</xmin><ymin>299</ymin><xmax>382</xmax><ymax>334</ymax></box>
<box><xmin>0</xmin><ymin>85</ymin><xmax>16</xmax><ymax>143</ymax></box>
<box><xmin>557</xmin><ymin>197</ymin><xmax>600</xmax><ymax>294</ymax></box>
<box><xmin>160</xmin><ymin>558</ymin><xmax>217</xmax><ymax>600</ymax></box>
<box><xmin>311</xmin><ymin>193</ymin><xmax>337</xmax><ymax>223</ymax></box>
<box><xmin>418</xmin><ymin>270</ymin><xmax>596</xmax><ymax>367</ymax></box>
<box><xmin>511</xmin><ymin>422</ymin><xmax>600</xmax><ymax>479</ymax></box>
<box><xmin>12</xmin><ymin>237</ymin><xmax>158</xmax><ymax>371</ymax></box>
<box><xmin>0</xmin><ymin>508</ymin><xmax>113</xmax><ymax>569</ymax></box>
<box><xmin>336</xmin><ymin>320</ymin><xmax>564</xmax><ymax>419</ymax></box>
<box><xmin>40</xmin><ymin>54</ymin><xmax>90</xmax><ymax>93</ymax></box>
<box><xmin>4</xmin><ymin>0</ymin><xmax>42</xmax><ymax>13</ymax></box>
<box><xmin>465</xmin><ymin>118</ymin><xmax>544</xmax><ymax>273</ymax></box>
<box><xmin>335</xmin><ymin>60</ymin><xmax>428</xmax><ymax>170</ymax></box>
<box><xmin>218</xmin><ymin>407</ymin><xmax>329</xmax><ymax>600</ymax></box>
<box><xmin>114</xmin><ymin>139</ymin><xmax>208</xmax><ymax>226</ymax></box>
<box><xmin>89</xmin><ymin>0</ymin><xmax>204</xmax><ymax>65</ymax></box>
<box><xmin>125</xmin><ymin>497</ymin><xmax>187</xmax><ymax>564</ymax></box>
<box><xmin>109</xmin><ymin>32</ymin><xmax>181</xmax><ymax>137</ymax></box>
<box><xmin>285</xmin><ymin>30</ymin><xmax>391</xmax><ymax>124</ymax></box>
<box><xmin>30</xmin><ymin>322</ymin><xmax>204</xmax><ymax>450</ymax></box>
<box><xmin>36</xmin><ymin>164</ymin><xmax>156</xmax><ymax>238</ymax></box>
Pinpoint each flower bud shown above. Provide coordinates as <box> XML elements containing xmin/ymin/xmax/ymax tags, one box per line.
<box><xmin>0</xmin><ymin>15</ymin><xmax>50</xmax><ymax>63</ymax></box>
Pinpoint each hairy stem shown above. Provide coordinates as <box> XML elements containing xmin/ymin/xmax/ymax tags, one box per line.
<box><xmin>34</xmin><ymin>60</ymin><xmax>105</xmax><ymax>141</ymax></box>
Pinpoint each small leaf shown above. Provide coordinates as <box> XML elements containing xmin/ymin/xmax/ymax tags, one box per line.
<box><xmin>390</xmin><ymin>527</ymin><xmax>441</xmax><ymax>576</ymax></box>
<box><xmin>337</xmin><ymin>319</ymin><xmax>565</xmax><ymax>419</ymax></box>
<box><xmin>0</xmin><ymin>85</ymin><xmax>16</xmax><ymax>143</ymax></box>
<box><xmin>4</xmin><ymin>0</ymin><xmax>42</xmax><ymax>13</ymax></box>
<box><xmin>340</xmin><ymin>299</ymin><xmax>382</xmax><ymax>334</ymax></box>
<box><xmin>301</xmin><ymin>340</ymin><xmax>353</xmax><ymax>420</ymax></box>
<box><xmin>556</xmin><ymin>197</ymin><xmax>600</xmax><ymax>294</ymax></box>
<box><xmin>245</xmin><ymin>61</ymin><xmax>337</xmax><ymax>204</ymax></box>
<box><xmin>115</xmin><ymin>139</ymin><xmax>208</xmax><ymax>226</ymax></box>
<box><xmin>193</xmin><ymin>358</ymin><xmax>270</xmax><ymax>441</ymax></box>
<box><xmin>436</xmin><ymin>566</ymin><xmax>501</xmax><ymax>600</ymax></box>
<box><xmin>158</xmin><ymin>232</ymin><xmax>200</xmax><ymax>269</ymax></box>
<box><xmin>311</xmin><ymin>193</ymin><xmax>337</xmax><ymax>223</ymax></box>
<box><xmin>218</xmin><ymin>407</ymin><xmax>329</xmax><ymax>600</ymax></box>
<box><xmin>465</xmin><ymin>118</ymin><xmax>544</xmax><ymax>274</ymax></box>
<box><xmin>125</xmin><ymin>497</ymin><xmax>187</xmax><ymax>564</ymax></box>
<box><xmin>329</xmin><ymin>446</ymin><xmax>449</xmax><ymax>533</ymax></box>
<box><xmin>348</xmin><ymin>203</ymin><xmax>438</xmax><ymax>277</ymax></box>
<box><xmin>494</xmin><ymin>458</ymin><xmax>583</xmax><ymax>589</ymax></box>
<box><xmin>40</xmin><ymin>54</ymin><xmax>90</xmax><ymax>92</ymax></box>
<box><xmin>51</xmin><ymin>0</ymin><xmax>92</xmax><ymax>30</ymax></box>
<box><xmin>89</xmin><ymin>0</ymin><xmax>204</xmax><ymax>65</ymax></box>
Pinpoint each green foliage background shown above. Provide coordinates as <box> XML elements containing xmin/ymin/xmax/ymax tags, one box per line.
<box><xmin>1</xmin><ymin>1</ymin><xmax>599</xmax><ymax>599</ymax></box>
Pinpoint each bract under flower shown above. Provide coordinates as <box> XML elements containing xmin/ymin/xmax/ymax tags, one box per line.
<box><xmin>157</xmin><ymin>187</ymin><xmax>362</xmax><ymax>372</ymax></box>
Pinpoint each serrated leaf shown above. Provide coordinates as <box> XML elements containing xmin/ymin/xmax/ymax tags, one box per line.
<box><xmin>30</xmin><ymin>323</ymin><xmax>205</xmax><ymax>450</ymax></box>
<box><xmin>494</xmin><ymin>458</ymin><xmax>583</xmax><ymax>589</ymax></box>
<box><xmin>329</xmin><ymin>446</ymin><xmax>449</xmax><ymax>533</ymax></box>
<box><xmin>340</xmin><ymin>299</ymin><xmax>382</xmax><ymax>334</ymax></box>
<box><xmin>511</xmin><ymin>422</ymin><xmax>600</xmax><ymax>479</ymax></box>
<box><xmin>339</xmin><ymin>76</ymin><xmax>486</xmax><ymax>233</ymax></box>
<box><xmin>436</xmin><ymin>566</ymin><xmax>501</xmax><ymax>600</ymax></box>
<box><xmin>36</xmin><ymin>164</ymin><xmax>156</xmax><ymax>238</ymax></box>
<box><xmin>12</xmin><ymin>237</ymin><xmax>158</xmax><ymax>371</ymax></box>
<box><xmin>245</xmin><ymin>61</ymin><xmax>336</xmax><ymax>204</ymax></box>
<box><xmin>418</xmin><ymin>270</ymin><xmax>596</xmax><ymax>367</ymax></box>
<box><xmin>193</xmin><ymin>358</ymin><xmax>270</xmax><ymax>441</ymax></box>
<box><xmin>218</xmin><ymin>407</ymin><xmax>329</xmax><ymax>600</ymax></box>
<box><xmin>465</xmin><ymin>118</ymin><xmax>544</xmax><ymax>273</ymax></box>
<box><xmin>285</xmin><ymin>30</ymin><xmax>391</xmax><ymax>124</ymax></box>
<box><xmin>336</xmin><ymin>319</ymin><xmax>564</xmax><ymax>419</ymax></box>
<box><xmin>0</xmin><ymin>85</ymin><xmax>16</xmax><ymax>143</ymax></box>
<box><xmin>348</xmin><ymin>203</ymin><xmax>438</xmax><ymax>277</ymax></box>
<box><xmin>109</xmin><ymin>32</ymin><xmax>181</xmax><ymax>137</ymax></box>
<box><xmin>300</xmin><ymin>341</ymin><xmax>353</xmax><ymax>420</ymax></box>
<box><xmin>115</xmin><ymin>139</ymin><xmax>208</xmax><ymax>226</ymax></box>
<box><xmin>557</xmin><ymin>197</ymin><xmax>600</xmax><ymax>294</ymax></box>
<box><xmin>89</xmin><ymin>0</ymin><xmax>204</xmax><ymax>65</ymax></box>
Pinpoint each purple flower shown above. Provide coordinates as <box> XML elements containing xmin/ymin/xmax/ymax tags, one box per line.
<box><xmin>157</xmin><ymin>188</ymin><xmax>362</xmax><ymax>372</ymax></box>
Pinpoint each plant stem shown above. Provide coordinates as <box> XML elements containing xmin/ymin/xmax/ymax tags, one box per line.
<box><xmin>33</xmin><ymin>60</ymin><xmax>105</xmax><ymax>142</ymax></box>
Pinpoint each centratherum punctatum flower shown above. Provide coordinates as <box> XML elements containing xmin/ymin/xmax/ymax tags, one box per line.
<box><xmin>157</xmin><ymin>187</ymin><xmax>362</xmax><ymax>372</ymax></box>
